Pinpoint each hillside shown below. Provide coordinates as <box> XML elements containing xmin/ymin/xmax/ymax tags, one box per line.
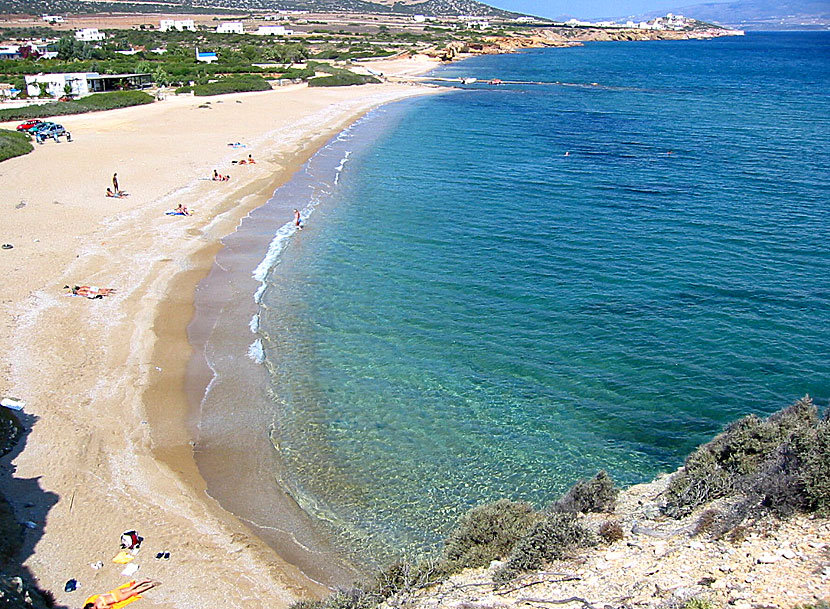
<box><xmin>0</xmin><ymin>0</ymin><xmax>521</xmax><ymax>17</ymax></box>
<box><xmin>638</xmin><ymin>0</ymin><xmax>830</xmax><ymax>30</ymax></box>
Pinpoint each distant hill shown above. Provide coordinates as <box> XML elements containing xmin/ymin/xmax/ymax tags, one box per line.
<box><xmin>0</xmin><ymin>0</ymin><xmax>523</xmax><ymax>17</ymax></box>
<box><xmin>636</xmin><ymin>0</ymin><xmax>830</xmax><ymax>30</ymax></box>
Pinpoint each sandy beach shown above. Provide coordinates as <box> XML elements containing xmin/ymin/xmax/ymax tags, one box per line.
<box><xmin>0</xmin><ymin>56</ymin><xmax>440</xmax><ymax>609</ymax></box>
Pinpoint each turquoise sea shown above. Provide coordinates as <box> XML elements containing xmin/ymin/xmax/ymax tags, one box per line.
<box><xmin>193</xmin><ymin>32</ymin><xmax>830</xmax><ymax>572</ymax></box>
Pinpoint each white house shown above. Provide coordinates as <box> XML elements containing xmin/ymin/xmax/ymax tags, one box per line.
<box><xmin>413</xmin><ymin>14</ymin><xmax>426</xmax><ymax>23</ymax></box>
<box><xmin>75</xmin><ymin>28</ymin><xmax>105</xmax><ymax>42</ymax></box>
<box><xmin>216</xmin><ymin>22</ymin><xmax>244</xmax><ymax>34</ymax></box>
<box><xmin>42</xmin><ymin>15</ymin><xmax>64</xmax><ymax>23</ymax></box>
<box><xmin>255</xmin><ymin>25</ymin><xmax>293</xmax><ymax>36</ymax></box>
<box><xmin>26</xmin><ymin>72</ymin><xmax>97</xmax><ymax>98</ymax></box>
<box><xmin>160</xmin><ymin>19</ymin><xmax>196</xmax><ymax>32</ymax></box>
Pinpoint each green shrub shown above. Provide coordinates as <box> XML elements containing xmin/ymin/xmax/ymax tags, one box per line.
<box><xmin>308</xmin><ymin>72</ymin><xmax>380</xmax><ymax>87</ymax></box>
<box><xmin>664</xmin><ymin>397</ymin><xmax>825</xmax><ymax>519</ymax></box>
<box><xmin>440</xmin><ymin>499</ymin><xmax>540</xmax><ymax>573</ymax></box>
<box><xmin>192</xmin><ymin>74</ymin><xmax>271</xmax><ymax>96</ymax></box>
<box><xmin>0</xmin><ymin>91</ymin><xmax>153</xmax><ymax>122</ymax></box>
<box><xmin>0</xmin><ymin>128</ymin><xmax>33</xmax><ymax>162</ymax></box>
<box><xmin>552</xmin><ymin>470</ymin><xmax>619</xmax><ymax>514</ymax></box>
<box><xmin>495</xmin><ymin>512</ymin><xmax>596</xmax><ymax>583</ymax></box>
<box><xmin>793</xmin><ymin>418</ymin><xmax>830</xmax><ymax>515</ymax></box>
<box><xmin>290</xmin><ymin>588</ymin><xmax>375</xmax><ymax>609</ymax></box>
<box><xmin>279</xmin><ymin>66</ymin><xmax>315</xmax><ymax>80</ymax></box>
<box><xmin>682</xmin><ymin>598</ymin><xmax>717</xmax><ymax>609</ymax></box>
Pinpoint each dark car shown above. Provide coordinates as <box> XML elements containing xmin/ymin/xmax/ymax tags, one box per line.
<box><xmin>16</xmin><ymin>119</ymin><xmax>43</xmax><ymax>132</ymax></box>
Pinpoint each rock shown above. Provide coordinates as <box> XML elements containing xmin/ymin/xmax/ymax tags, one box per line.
<box><xmin>777</xmin><ymin>548</ymin><xmax>796</xmax><ymax>560</ymax></box>
<box><xmin>719</xmin><ymin>564</ymin><xmax>735</xmax><ymax>573</ymax></box>
<box><xmin>689</xmin><ymin>541</ymin><xmax>705</xmax><ymax>550</ymax></box>
<box><xmin>488</xmin><ymin>560</ymin><xmax>504</xmax><ymax>571</ymax></box>
<box><xmin>757</xmin><ymin>553</ymin><xmax>779</xmax><ymax>564</ymax></box>
<box><xmin>605</xmin><ymin>550</ymin><xmax>626</xmax><ymax>561</ymax></box>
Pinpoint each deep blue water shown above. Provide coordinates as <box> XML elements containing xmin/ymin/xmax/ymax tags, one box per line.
<box><xmin>253</xmin><ymin>32</ymin><xmax>830</xmax><ymax>565</ymax></box>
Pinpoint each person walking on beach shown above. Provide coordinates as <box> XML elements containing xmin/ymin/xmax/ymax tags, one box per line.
<box><xmin>293</xmin><ymin>209</ymin><xmax>303</xmax><ymax>229</ymax></box>
<box><xmin>112</xmin><ymin>173</ymin><xmax>119</xmax><ymax>194</ymax></box>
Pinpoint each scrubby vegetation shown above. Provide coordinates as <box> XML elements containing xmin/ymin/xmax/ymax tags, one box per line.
<box><xmin>177</xmin><ymin>74</ymin><xmax>271</xmax><ymax>96</ymax></box>
<box><xmin>493</xmin><ymin>512</ymin><xmax>596</xmax><ymax>583</ymax></box>
<box><xmin>663</xmin><ymin>397</ymin><xmax>830</xmax><ymax>522</ymax></box>
<box><xmin>308</xmin><ymin>69</ymin><xmax>380</xmax><ymax>87</ymax></box>
<box><xmin>439</xmin><ymin>499</ymin><xmax>540</xmax><ymax>574</ymax></box>
<box><xmin>550</xmin><ymin>470</ymin><xmax>618</xmax><ymax>514</ymax></box>
<box><xmin>0</xmin><ymin>129</ymin><xmax>33</xmax><ymax>162</ymax></box>
<box><xmin>0</xmin><ymin>91</ymin><xmax>153</xmax><ymax>122</ymax></box>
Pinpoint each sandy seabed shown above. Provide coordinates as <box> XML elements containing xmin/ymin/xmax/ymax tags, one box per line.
<box><xmin>0</xmin><ymin>56</ymin><xmax>440</xmax><ymax>609</ymax></box>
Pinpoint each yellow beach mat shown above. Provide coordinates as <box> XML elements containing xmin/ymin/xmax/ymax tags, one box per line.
<box><xmin>84</xmin><ymin>582</ymin><xmax>142</xmax><ymax>609</ymax></box>
<box><xmin>112</xmin><ymin>550</ymin><xmax>135</xmax><ymax>564</ymax></box>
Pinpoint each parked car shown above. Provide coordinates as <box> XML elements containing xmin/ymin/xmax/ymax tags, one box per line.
<box><xmin>35</xmin><ymin>124</ymin><xmax>66</xmax><ymax>141</ymax></box>
<box><xmin>28</xmin><ymin>121</ymin><xmax>56</xmax><ymax>134</ymax></box>
<box><xmin>16</xmin><ymin>119</ymin><xmax>43</xmax><ymax>132</ymax></box>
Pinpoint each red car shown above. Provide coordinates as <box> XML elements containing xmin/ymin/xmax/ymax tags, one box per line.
<box><xmin>16</xmin><ymin>120</ymin><xmax>43</xmax><ymax>132</ymax></box>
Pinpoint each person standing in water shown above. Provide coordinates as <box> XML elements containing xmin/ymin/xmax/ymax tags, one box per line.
<box><xmin>293</xmin><ymin>209</ymin><xmax>303</xmax><ymax>229</ymax></box>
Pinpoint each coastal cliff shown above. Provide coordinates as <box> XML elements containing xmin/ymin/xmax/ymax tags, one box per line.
<box><xmin>430</xmin><ymin>26</ymin><xmax>741</xmax><ymax>59</ymax></box>
<box><xmin>296</xmin><ymin>399</ymin><xmax>829</xmax><ymax>609</ymax></box>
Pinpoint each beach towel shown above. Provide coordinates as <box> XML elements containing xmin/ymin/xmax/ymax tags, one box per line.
<box><xmin>112</xmin><ymin>550</ymin><xmax>135</xmax><ymax>564</ymax></box>
<box><xmin>165</xmin><ymin>211</ymin><xmax>186</xmax><ymax>216</ymax></box>
<box><xmin>84</xmin><ymin>582</ymin><xmax>142</xmax><ymax>609</ymax></box>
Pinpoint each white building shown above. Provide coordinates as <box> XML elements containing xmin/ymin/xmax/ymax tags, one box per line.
<box><xmin>216</xmin><ymin>22</ymin><xmax>244</xmax><ymax>34</ymax></box>
<box><xmin>26</xmin><ymin>72</ymin><xmax>97</xmax><ymax>98</ymax></box>
<box><xmin>160</xmin><ymin>19</ymin><xmax>196</xmax><ymax>32</ymax></box>
<box><xmin>255</xmin><ymin>25</ymin><xmax>293</xmax><ymax>36</ymax></box>
<box><xmin>42</xmin><ymin>15</ymin><xmax>64</xmax><ymax>23</ymax></box>
<box><xmin>413</xmin><ymin>14</ymin><xmax>426</xmax><ymax>23</ymax></box>
<box><xmin>75</xmin><ymin>28</ymin><xmax>105</xmax><ymax>42</ymax></box>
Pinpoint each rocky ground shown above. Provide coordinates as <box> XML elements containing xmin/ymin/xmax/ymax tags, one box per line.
<box><xmin>391</xmin><ymin>475</ymin><xmax>829</xmax><ymax>609</ymax></box>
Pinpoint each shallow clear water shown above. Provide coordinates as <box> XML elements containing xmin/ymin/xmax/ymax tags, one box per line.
<box><xmin>224</xmin><ymin>32</ymin><xmax>830</xmax><ymax>567</ymax></box>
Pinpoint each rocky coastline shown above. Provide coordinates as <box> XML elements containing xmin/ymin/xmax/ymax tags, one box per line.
<box><xmin>430</xmin><ymin>26</ymin><xmax>743</xmax><ymax>60</ymax></box>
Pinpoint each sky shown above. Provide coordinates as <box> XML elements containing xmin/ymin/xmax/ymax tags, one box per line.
<box><xmin>485</xmin><ymin>0</ymin><xmax>727</xmax><ymax>20</ymax></box>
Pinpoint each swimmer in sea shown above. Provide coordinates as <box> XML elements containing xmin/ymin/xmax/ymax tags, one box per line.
<box><xmin>293</xmin><ymin>209</ymin><xmax>303</xmax><ymax>229</ymax></box>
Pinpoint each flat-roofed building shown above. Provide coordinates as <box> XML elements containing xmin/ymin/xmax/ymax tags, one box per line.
<box><xmin>216</xmin><ymin>22</ymin><xmax>244</xmax><ymax>34</ymax></box>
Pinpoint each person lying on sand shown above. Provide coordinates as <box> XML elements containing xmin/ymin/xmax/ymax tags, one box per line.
<box><xmin>212</xmin><ymin>170</ymin><xmax>230</xmax><ymax>182</ymax></box>
<box><xmin>232</xmin><ymin>154</ymin><xmax>255</xmax><ymax>165</ymax></box>
<box><xmin>106</xmin><ymin>188</ymin><xmax>128</xmax><ymax>198</ymax></box>
<box><xmin>83</xmin><ymin>579</ymin><xmax>160</xmax><ymax>609</ymax></box>
<box><xmin>64</xmin><ymin>285</ymin><xmax>117</xmax><ymax>299</ymax></box>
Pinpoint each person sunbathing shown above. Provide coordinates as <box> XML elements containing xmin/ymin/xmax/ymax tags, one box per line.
<box><xmin>233</xmin><ymin>154</ymin><xmax>255</xmax><ymax>165</ymax></box>
<box><xmin>172</xmin><ymin>203</ymin><xmax>192</xmax><ymax>216</ymax></box>
<box><xmin>65</xmin><ymin>285</ymin><xmax>117</xmax><ymax>299</ymax></box>
<box><xmin>212</xmin><ymin>170</ymin><xmax>230</xmax><ymax>181</ymax></box>
<box><xmin>83</xmin><ymin>579</ymin><xmax>160</xmax><ymax>609</ymax></box>
<box><xmin>106</xmin><ymin>188</ymin><xmax>122</xmax><ymax>198</ymax></box>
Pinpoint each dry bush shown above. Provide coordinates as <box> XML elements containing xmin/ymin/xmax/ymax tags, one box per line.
<box><xmin>598</xmin><ymin>520</ymin><xmax>624</xmax><ymax>543</ymax></box>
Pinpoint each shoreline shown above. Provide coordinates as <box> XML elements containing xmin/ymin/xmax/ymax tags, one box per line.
<box><xmin>0</xmin><ymin>56</ymin><xmax>442</xmax><ymax>609</ymax></box>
